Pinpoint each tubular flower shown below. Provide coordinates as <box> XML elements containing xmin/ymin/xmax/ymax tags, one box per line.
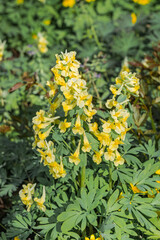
<box><xmin>69</xmin><ymin>141</ymin><xmax>81</xmax><ymax>165</ymax></box>
<box><xmin>72</xmin><ymin>115</ymin><xmax>84</xmax><ymax>135</ymax></box>
<box><xmin>130</xmin><ymin>183</ymin><xmax>147</xmax><ymax>194</ymax></box>
<box><xmin>46</xmin><ymin>81</ymin><xmax>58</xmax><ymax>97</ymax></box>
<box><xmin>0</xmin><ymin>39</ymin><xmax>5</xmax><ymax>61</ymax></box>
<box><xmin>93</xmin><ymin>148</ymin><xmax>104</xmax><ymax>164</ymax></box>
<box><xmin>49</xmin><ymin>159</ymin><xmax>66</xmax><ymax>179</ymax></box>
<box><xmin>59</xmin><ymin>119</ymin><xmax>71</xmax><ymax>133</ymax></box>
<box><xmin>19</xmin><ymin>183</ymin><xmax>36</xmax><ymax>211</ymax></box>
<box><xmin>82</xmin><ymin>132</ymin><xmax>91</xmax><ymax>152</ymax></box>
<box><xmin>34</xmin><ymin>186</ymin><xmax>46</xmax><ymax>212</ymax></box>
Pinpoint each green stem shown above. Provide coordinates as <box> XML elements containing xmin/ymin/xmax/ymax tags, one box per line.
<box><xmin>81</xmin><ymin>166</ymin><xmax>86</xmax><ymax>188</ymax></box>
<box><xmin>0</xmin><ymin>223</ymin><xmax>6</xmax><ymax>230</ymax></box>
<box><xmin>71</xmin><ymin>172</ymin><xmax>78</xmax><ymax>192</ymax></box>
<box><xmin>81</xmin><ymin>3</ymin><xmax>102</xmax><ymax>49</ymax></box>
<box><xmin>109</xmin><ymin>161</ymin><xmax>112</xmax><ymax>191</ymax></box>
<box><xmin>63</xmin><ymin>139</ymin><xmax>72</xmax><ymax>151</ymax></box>
<box><xmin>149</xmin><ymin>106</ymin><xmax>156</xmax><ymax>132</ymax></box>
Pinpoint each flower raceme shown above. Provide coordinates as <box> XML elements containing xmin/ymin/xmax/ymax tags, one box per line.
<box><xmin>32</xmin><ymin>50</ymin><xmax>140</xmax><ymax>179</ymax></box>
<box><xmin>19</xmin><ymin>184</ymin><xmax>46</xmax><ymax>212</ymax></box>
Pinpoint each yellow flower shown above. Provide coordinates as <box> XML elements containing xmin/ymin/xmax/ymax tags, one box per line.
<box><xmin>37</xmin><ymin>32</ymin><xmax>48</xmax><ymax>53</ymax></box>
<box><xmin>32</xmin><ymin>34</ymin><xmax>37</xmax><ymax>39</ymax></box>
<box><xmin>0</xmin><ymin>39</ymin><xmax>6</xmax><ymax>61</ymax></box>
<box><xmin>132</xmin><ymin>0</ymin><xmax>150</xmax><ymax>5</ymax></box>
<box><xmin>82</xmin><ymin>132</ymin><xmax>91</xmax><ymax>152</ymax></box>
<box><xmin>19</xmin><ymin>183</ymin><xmax>36</xmax><ymax>211</ymax></box>
<box><xmin>155</xmin><ymin>170</ymin><xmax>160</xmax><ymax>175</ymax></box>
<box><xmin>46</xmin><ymin>81</ymin><xmax>58</xmax><ymax>97</ymax></box>
<box><xmin>72</xmin><ymin>115</ymin><xmax>84</xmax><ymax>135</ymax></box>
<box><xmin>114</xmin><ymin>150</ymin><xmax>125</xmax><ymax>166</ymax></box>
<box><xmin>34</xmin><ymin>186</ymin><xmax>46</xmax><ymax>212</ymax></box>
<box><xmin>14</xmin><ymin>237</ymin><xmax>20</xmax><ymax>240</ymax></box>
<box><xmin>86</xmin><ymin>0</ymin><xmax>95</xmax><ymax>2</ymax></box>
<box><xmin>130</xmin><ymin>183</ymin><xmax>147</xmax><ymax>194</ymax></box>
<box><xmin>38</xmin><ymin>126</ymin><xmax>53</xmax><ymax>140</ymax></box>
<box><xmin>43</xmin><ymin>19</ymin><xmax>51</xmax><ymax>25</ymax></box>
<box><xmin>49</xmin><ymin>159</ymin><xmax>66</xmax><ymax>179</ymax></box>
<box><xmin>104</xmin><ymin>148</ymin><xmax>115</xmax><ymax>161</ymax></box>
<box><xmin>131</xmin><ymin>12</ymin><xmax>137</xmax><ymax>24</ymax></box>
<box><xmin>96</xmin><ymin>132</ymin><xmax>111</xmax><ymax>147</ymax></box>
<box><xmin>16</xmin><ymin>0</ymin><xmax>24</xmax><ymax>4</ymax></box>
<box><xmin>59</xmin><ymin>119</ymin><xmax>71</xmax><ymax>133</ymax></box>
<box><xmin>69</xmin><ymin>140</ymin><xmax>81</xmax><ymax>165</ymax></box>
<box><xmin>85</xmin><ymin>234</ymin><xmax>102</xmax><ymax>240</ymax></box>
<box><xmin>89</xmin><ymin>122</ymin><xmax>98</xmax><ymax>133</ymax></box>
<box><xmin>62</xmin><ymin>100</ymin><xmax>76</xmax><ymax>115</ymax></box>
<box><xmin>93</xmin><ymin>148</ymin><xmax>104</xmax><ymax>164</ymax></box>
<box><xmin>62</xmin><ymin>0</ymin><xmax>76</xmax><ymax>7</ymax></box>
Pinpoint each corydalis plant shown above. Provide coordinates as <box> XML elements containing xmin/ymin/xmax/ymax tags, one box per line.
<box><xmin>32</xmin><ymin>51</ymin><xmax>140</xmax><ymax>179</ymax></box>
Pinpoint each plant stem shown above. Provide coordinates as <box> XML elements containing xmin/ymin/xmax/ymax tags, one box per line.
<box><xmin>81</xmin><ymin>165</ymin><xmax>86</xmax><ymax>188</ymax></box>
<box><xmin>149</xmin><ymin>106</ymin><xmax>156</xmax><ymax>132</ymax></box>
<box><xmin>0</xmin><ymin>223</ymin><xmax>6</xmax><ymax>230</ymax></box>
<box><xmin>109</xmin><ymin>161</ymin><xmax>112</xmax><ymax>191</ymax></box>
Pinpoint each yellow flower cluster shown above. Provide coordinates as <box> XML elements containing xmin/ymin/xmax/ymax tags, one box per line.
<box><xmin>132</xmin><ymin>0</ymin><xmax>150</xmax><ymax>5</ymax></box>
<box><xmin>0</xmin><ymin>39</ymin><xmax>5</xmax><ymax>61</ymax></box>
<box><xmin>32</xmin><ymin>110</ymin><xmax>66</xmax><ymax>179</ymax></box>
<box><xmin>37</xmin><ymin>32</ymin><xmax>48</xmax><ymax>53</ymax></box>
<box><xmin>62</xmin><ymin>0</ymin><xmax>95</xmax><ymax>8</ymax></box>
<box><xmin>85</xmin><ymin>234</ymin><xmax>102</xmax><ymax>240</ymax></box>
<box><xmin>102</xmin><ymin>71</ymin><xmax>139</xmax><ymax>166</ymax></box>
<box><xmin>33</xmin><ymin>51</ymin><xmax>139</xmax><ymax>178</ymax></box>
<box><xmin>19</xmin><ymin>183</ymin><xmax>46</xmax><ymax>212</ymax></box>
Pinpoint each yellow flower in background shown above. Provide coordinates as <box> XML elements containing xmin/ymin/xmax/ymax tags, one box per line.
<box><xmin>131</xmin><ymin>12</ymin><xmax>137</xmax><ymax>24</ymax></box>
<box><xmin>130</xmin><ymin>183</ymin><xmax>147</xmax><ymax>194</ymax></box>
<box><xmin>0</xmin><ymin>39</ymin><xmax>6</xmax><ymax>61</ymax></box>
<box><xmin>43</xmin><ymin>19</ymin><xmax>51</xmax><ymax>25</ymax></box>
<box><xmin>155</xmin><ymin>169</ymin><xmax>160</xmax><ymax>175</ymax></box>
<box><xmin>16</xmin><ymin>0</ymin><xmax>24</xmax><ymax>4</ymax></box>
<box><xmin>32</xmin><ymin>34</ymin><xmax>37</xmax><ymax>40</ymax></box>
<box><xmin>132</xmin><ymin>0</ymin><xmax>150</xmax><ymax>5</ymax></box>
<box><xmin>86</xmin><ymin>0</ymin><xmax>95</xmax><ymax>2</ymax></box>
<box><xmin>39</xmin><ymin>0</ymin><xmax>46</xmax><ymax>3</ymax></box>
<box><xmin>85</xmin><ymin>234</ymin><xmax>102</xmax><ymax>240</ymax></box>
<box><xmin>62</xmin><ymin>0</ymin><xmax>76</xmax><ymax>7</ymax></box>
<box><xmin>34</xmin><ymin>186</ymin><xmax>46</xmax><ymax>212</ymax></box>
<box><xmin>14</xmin><ymin>237</ymin><xmax>20</xmax><ymax>240</ymax></box>
<box><xmin>37</xmin><ymin>32</ymin><xmax>48</xmax><ymax>53</ymax></box>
